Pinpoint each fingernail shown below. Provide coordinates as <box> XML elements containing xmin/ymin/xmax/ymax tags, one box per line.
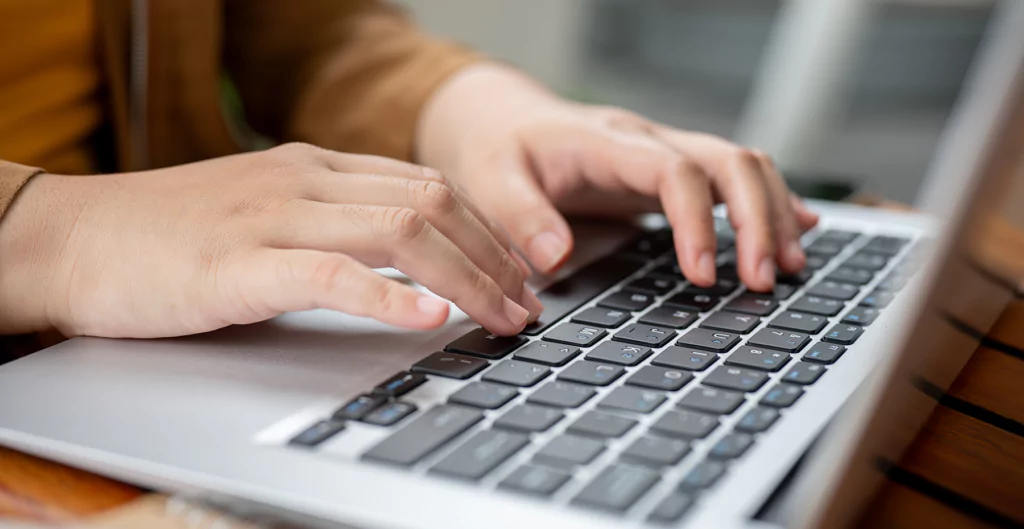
<box><xmin>697</xmin><ymin>252</ymin><xmax>716</xmax><ymax>284</ymax></box>
<box><xmin>502</xmin><ymin>296</ymin><xmax>530</xmax><ymax>328</ymax></box>
<box><xmin>786</xmin><ymin>241</ymin><xmax>806</xmax><ymax>269</ymax></box>
<box><xmin>521</xmin><ymin>288</ymin><xmax>545</xmax><ymax>323</ymax></box>
<box><xmin>416</xmin><ymin>295</ymin><xmax>449</xmax><ymax>317</ymax></box>
<box><xmin>758</xmin><ymin>257</ymin><xmax>776</xmax><ymax>287</ymax></box>
<box><xmin>512</xmin><ymin>251</ymin><xmax>533</xmax><ymax>277</ymax></box>
<box><xmin>529</xmin><ymin>232</ymin><xmax>569</xmax><ymax>272</ymax></box>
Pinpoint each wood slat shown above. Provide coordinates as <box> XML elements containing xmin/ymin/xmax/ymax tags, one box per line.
<box><xmin>947</xmin><ymin>346</ymin><xmax>1024</xmax><ymax>425</ymax></box>
<box><xmin>858</xmin><ymin>482</ymin><xmax>999</xmax><ymax>529</ymax></box>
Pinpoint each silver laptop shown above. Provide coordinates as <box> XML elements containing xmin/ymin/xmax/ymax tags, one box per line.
<box><xmin>1</xmin><ymin>5</ymin><xmax>1022</xmax><ymax>529</ymax></box>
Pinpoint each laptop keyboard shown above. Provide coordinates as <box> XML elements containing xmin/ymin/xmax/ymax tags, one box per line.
<box><xmin>287</xmin><ymin>224</ymin><xmax>927</xmax><ymax>523</ymax></box>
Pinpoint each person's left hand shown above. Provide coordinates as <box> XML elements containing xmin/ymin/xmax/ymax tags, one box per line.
<box><xmin>416</xmin><ymin>64</ymin><xmax>819</xmax><ymax>292</ymax></box>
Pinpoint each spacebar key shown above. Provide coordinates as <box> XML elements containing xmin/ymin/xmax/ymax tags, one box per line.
<box><xmin>362</xmin><ymin>405</ymin><xmax>483</xmax><ymax>466</ymax></box>
<box><xmin>523</xmin><ymin>256</ymin><xmax>643</xmax><ymax>335</ymax></box>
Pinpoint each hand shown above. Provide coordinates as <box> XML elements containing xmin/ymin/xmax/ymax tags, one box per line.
<box><xmin>417</xmin><ymin>64</ymin><xmax>819</xmax><ymax>292</ymax></box>
<box><xmin>0</xmin><ymin>143</ymin><xmax>542</xmax><ymax>338</ymax></box>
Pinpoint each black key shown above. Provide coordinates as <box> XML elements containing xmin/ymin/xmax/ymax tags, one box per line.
<box><xmin>372</xmin><ymin>371</ymin><xmax>427</xmax><ymax>398</ymax></box>
<box><xmin>682</xmin><ymin>277</ymin><xmax>740</xmax><ymax>297</ymax></box>
<box><xmin>817</xmin><ymin>229</ymin><xmax>860</xmax><ymax>244</ymax></box>
<box><xmin>598</xmin><ymin>289</ymin><xmax>655</xmax><ymax>312</ymax></box>
<box><xmin>678</xmin><ymin>460</ymin><xmax>726</xmax><ymax>492</ymax></box>
<box><xmin>543</xmin><ymin>323</ymin><xmax>607</xmax><ymax>347</ymax></box>
<box><xmin>586</xmin><ymin>341</ymin><xmax>652</xmax><ymax>366</ymax></box>
<box><xmin>482</xmin><ymin>360</ymin><xmax>551</xmax><ymax>387</ymax></box>
<box><xmin>861</xmin><ymin>235</ymin><xmax>909</xmax><ymax>256</ymax></box>
<box><xmin>876</xmin><ymin>273</ymin><xmax>910</xmax><ymax>292</ymax></box>
<box><xmin>627</xmin><ymin>366</ymin><xmax>693</xmax><ymax>391</ymax></box>
<box><xmin>748</xmin><ymin>328</ymin><xmax>811</xmax><ymax>353</ymax></box>
<box><xmin>513</xmin><ymin>341</ymin><xmax>580</xmax><ymax>367</ymax></box>
<box><xmin>842</xmin><ymin>306</ymin><xmax>880</xmax><ymax>326</ymax></box>
<box><xmin>777</xmin><ymin>269</ymin><xmax>815</xmax><ymax>285</ymax></box>
<box><xmin>651</xmin><ymin>346</ymin><xmax>718</xmax><ymax>371</ymax></box>
<box><xmin>807</xmin><ymin>280</ymin><xmax>860</xmax><ymax>301</ymax></box>
<box><xmin>446</xmin><ymin>327</ymin><xmax>526</xmax><ymax>359</ymax></box>
<box><xmin>639</xmin><ymin>306</ymin><xmax>698</xmax><ymax>329</ymax></box>
<box><xmin>613</xmin><ymin>324</ymin><xmax>676</xmax><ymax>347</ymax></box>
<box><xmin>334</xmin><ymin>394</ymin><xmax>388</xmax><ymax>421</ymax></box>
<box><xmin>572</xmin><ymin>307</ymin><xmax>631</xmax><ymax>328</ymax></box>
<box><xmin>844</xmin><ymin>252</ymin><xmax>889</xmax><ymax>271</ymax></box>
<box><xmin>725</xmin><ymin>346</ymin><xmax>791</xmax><ymax>372</ymax></box>
<box><xmin>650</xmin><ymin>260</ymin><xmax>683</xmax><ymax>279</ymax></box>
<box><xmin>499</xmin><ymin>465</ymin><xmax>572</xmax><ymax>496</ymax></box>
<box><xmin>735</xmin><ymin>407</ymin><xmax>780</xmax><ymax>433</ymax></box>
<box><xmin>804</xmin><ymin>342</ymin><xmax>847</xmax><ymax>364</ymax></box>
<box><xmin>558</xmin><ymin>360</ymin><xmax>625</xmax><ymax>386</ymax></box>
<box><xmin>598</xmin><ymin>386</ymin><xmax>667</xmax><ymax>414</ymax></box>
<box><xmin>494</xmin><ymin>404</ymin><xmax>564</xmax><ymax>432</ymax></box>
<box><xmin>649</xmin><ymin>493</ymin><xmax>695</xmax><ymax>523</ymax></box>
<box><xmin>805</xmin><ymin>240</ymin><xmax>844</xmax><ymax>257</ymax></box>
<box><xmin>804</xmin><ymin>255</ymin><xmax>830</xmax><ymax>271</ymax></box>
<box><xmin>289</xmin><ymin>420</ymin><xmax>345</xmax><ymax>447</ymax></box>
<box><xmin>362</xmin><ymin>405</ymin><xmax>483</xmax><ymax>466</ymax></box>
<box><xmin>678</xmin><ymin>386</ymin><xmax>745</xmax><ymax>415</ymax></box>
<box><xmin>860</xmin><ymin>290</ymin><xmax>895</xmax><ymax>308</ymax></box>
<box><xmin>717</xmin><ymin>263</ymin><xmax>740</xmax><ymax>280</ymax></box>
<box><xmin>622</xmin><ymin>436</ymin><xmax>690</xmax><ymax>466</ymax></box>
<box><xmin>650</xmin><ymin>409</ymin><xmax>719</xmax><ymax>439</ymax></box>
<box><xmin>676</xmin><ymin>328</ymin><xmax>740</xmax><ymax>353</ymax></box>
<box><xmin>770</xmin><ymin>311</ymin><xmax>828</xmax><ymax>334</ymax></box>
<box><xmin>627</xmin><ymin>276</ymin><xmax>678</xmax><ymax>295</ymax></box>
<box><xmin>709</xmin><ymin>432</ymin><xmax>754</xmax><ymax>460</ymax></box>
<box><xmin>534</xmin><ymin>434</ymin><xmax>605</xmax><ymax>467</ymax></box>
<box><xmin>700</xmin><ymin>311</ymin><xmax>760</xmax><ymax>334</ymax></box>
<box><xmin>826</xmin><ymin>267</ymin><xmax>874</xmax><ymax>286</ymax></box>
<box><xmin>761</xmin><ymin>384</ymin><xmax>805</xmax><ymax>407</ymax></box>
<box><xmin>430</xmin><ymin>430</ymin><xmax>529</xmax><ymax>481</ymax></box>
<box><xmin>724</xmin><ymin>293</ymin><xmax>779</xmax><ymax>316</ymax></box>
<box><xmin>524</xmin><ymin>256</ymin><xmax>642</xmax><ymax>335</ymax></box>
<box><xmin>823</xmin><ymin>323</ymin><xmax>864</xmax><ymax>345</ymax></box>
<box><xmin>619</xmin><ymin>234</ymin><xmax>672</xmax><ymax>260</ymax></box>
<box><xmin>569</xmin><ymin>411</ymin><xmax>638</xmax><ymax>438</ymax></box>
<box><xmin>573</xmin><ymin>464</ymin><xmax>660</xmax><ymax>512</ymax></box>
<box><xmin>448</xmin><ymin>381</ymin><xmax>518</xmax><ymax>409</ymax></box>
<box><xmin>783</xmin><ymin>362</ymin><xmax>827</xmax><ymax>385</ymax></box>
<box><xmin>664</xmin><ymin>292</ymin><xmax>719</xmax><ymax>312</ymax></box>
<box><xmin>771</xmin><ymin>283</ymin><xmax>798</xmax><ymax>300</ymax></box>
<box><xmin>363</xmin><ymin>402</ymin><xmax>417</xmax><ymax>426</ymax></box>
<box><xmin>528</xmin><ymin>381</ymin><xmax>596</xmax><ymax>408</ymax></box>
<box><xmin>789</xmin><ymin>295</ymin><xmax>844</xmax><ymax>316</ymax></box>
<box><xmin>411</xmin><ymin>352</ymin><xmax>488</xmax><ymax>379</ymax></box>
<box><xmin>703</xmin><ymin>366</ymin><xmax>769</xmax><ymax>392</ymax></box>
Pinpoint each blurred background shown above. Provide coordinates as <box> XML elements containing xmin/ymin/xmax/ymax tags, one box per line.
<box><xmin>397</xmin><ymin>0</ymin><xmax>997</xmax><ymax>204</ymax></box>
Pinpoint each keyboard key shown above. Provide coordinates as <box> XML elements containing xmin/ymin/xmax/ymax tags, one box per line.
<box><xmin>586</xmin><ymin>342</ymin><xmax>652</xmax><ymax>366</ymax></box>
<box><xmin>573</xmin><ymin>464</ymin><xmax>660</xmax><ymax>512</ymax></box>
<box><xmin>513</xmin><ymin>341</ymin><xmax>580</xmax><ymax>367</ymax></box>
<box><xmin>362</xmin><ymin>405</ymin><xmax>483</xmax><ymax>466</ymax></box>
<box><xmin>482</xmin><ymin>360</ymin><xmax>551</xmax><ymax>387</ymax></box>
<box><xmin>703</xmin><ymin>366</ymin><xmax>769</xmax><ymax>392</ymax></box>
<box><xmin>569</xmin><ymin>411</ymin><xmax>638</xmax><ymax>438</ymax></box>
<box><xmin>724</xmin><ymin>293</ymin><xmax>779</xmax><ymax>316</ymax></box>
<box><xmin>842</xmin><ymin>306</ymin><xmax>880</xmax><ymax>326</ymax></box>
<box><xmin>664</xmin><ymin>292</ymin><xmax>719</xmax><ymax>312</ymax></box>
<box><xmin>652</xmin><ymin>346</ymin><xmax>718</xmax><ymax>371</ymax></box>
<box><xmin>411</xmin><ymin>352</ymin><xmax>488</xmax><ymax>379</ymax></box>
<box><xmin>445</xmin><ymin>328</ymin><xmax>526</xmax><ymax>359</ymax></box>
<box><xmin>678</xmin><ymin>461</ymin><xmax>726</xmax><ymax>492</ymax></box>
<box><xmin>524</xmin><ymin>256</ymin><xmax>642</xmax><ymax>335</ymax></box>
<box><xmin>627</xmin><ymin>276</ymin><xmax>678</xmax><ymax>295</ymax></box>
<box><xmin>499</xmin><ymin>465</ymin><xmax>572</xmax><ymax>496</ymax></box>
<box><xmin>761</xmin><ymin>384</ymin><xmax>805</xmax><ymax>407</ymax></box>
<box><xmin>826</xmin><ymin>267</ymin><xmax>874</xmax><ymax>286</ymax></box>
<box><xmin>598</xmin><ymin>386</ymin><xmax>667</xmax><ymax>414</ymax></box>
<box><xmin>804</xmin><ymin>255</ymin><xmax>829</xmax><ymax>271</ymax></box>
<box><xmin>678</xmin><ymin>387</ymin><xmax>745</xmax><ymax>415</ymax></box>
<box><xmin>430</xmin><ymin>429</ymin><xmax>529</xmax><ymax>480</ymax></box>
<box><xmin>362</xmin><ymin>402</ymin><xmax>418</xmax><ymax>426</ymax></box>
<box><xmin>534</xmin><ymin>434</ymin><xmax>605</xmax><ymax>467</ymax></box>
<box><xmin>613</xmin><ymin>324</ymin><xmax>676</xmax><ymax>347</ymax></box>
<box><xmin>372</xmin><ymin>372</ymin><xmax>427</xmax><ymax>398</ymax></box>
<box><xmin>783</xmin><ymin>362</ymin><xmax>827</xmax><ymax>385</ymax></box>
<box><xmin>769</xmin><ymin>311</ymin><xmax>828</xmax><ymax>334</ymax></box>
<box><xmin>860</xmin><ymin>290</ymin><xmax>895</xmax><ymax>308</ymax></box>
<box><xmin>619</xmin><ymin>234</ymin><xmax>672</xmax><ymax>260</ymax></box>
<box><xmin>627</xmin><ymin>366</ymin><xmax>693</xmax><ymax>391</ymax></box>
<box><xmin>789</xmin><ymin>295</ymin><xmax>844</xmax><ymax>316</ymax></box>
<box><xmin>736</xmin><ymin>407</ymin><xmax>780</xmax><ymax>433</ymax></box>
<box><xmin>650</xmin><ymin>409</ymin><xmax>719</xmax><ymax>439</ymax></box>
<box><xmin>289</xmin><ymin>420</ymin><xmax>345</xmax><ymax>447</ymax></box>
<box><xmin>876</xmin><ymin>273</ymin><xmax>910</xmax><ymax>292</ymax></box>
<box><xmin>844</xmin><ymin>252</ymin><xmax>889</xmax><ymax>271</ymax></box>
<box><xmin>804</xmin><ymin>343</ymin><xmax>847</xmax><ymax>364</ymax></box>
<box><xmin>648</xmin><ymin>493</ymin><xmax>695</xmax><ymax>523</ymax></box>
<box><xmin>777</xmin><ymin>269</ymin><xmax>815</xmax><ymax>285</ymax></box>
<box><xmin>334</xmin><ymin>394</ymin><xmax>388</xmax><ymax>421</ymax></box>
<box><xmin>725</xmin><ymin>346</ymin><xmax>791</xmax><ymax>372</ymax></box>
<box><xmin>543</xmin><ymin>323</ymin><xmax>607</xmax><ymax>347</ymax></box>
<box><xmin>448</xmin><ymin>382</ymin><xmax>518</xmax><ymax>409</ymax></box>
<box><xmin>572</xmin><ymin>307</ymin><xmax>631</xmax><ymax>328</ymax></box>
<box><xmin>528</xmin><ymin>381</ymin><xmax>596</xmax><ymax>408</ymax></box>
<box><xmin>558</xmin><ymin>360</ymin><xmax>625</xmax><ymax>386</ymax></box>
<box><xmin>494</xmin><ymin>404</ymin><xmax>564</xmax><ymax>432</ymax></box>
<box><xmin>622</xmin><ymin>437</ymin><xmax>690</xmax><ymax>466</ymax></box>
<box><xmin>598</xmin><ymin>289</ymin><xmax>655</xmax><ymax>312</ymax></box>
<box><xmin>650</xmin><ymin>260</ymin><xmax>684</xmax><ymax>279</ymax></box>
<box><xmin>639</xmin><ymin>306</ymin><xmax>698</xmax><ymax>329</ymax></box>
<box><xmin>749</xmin><ymin>327</ymin><xmax>811</xmax><ymax>353</ymax></box>
<box><xmin>861</xmin><ymin>235</ymin><xmax>910</xmax><ymax>256</ymax></box>
<box><xmin>807</xmin><ymin>280</ymin><xmax>860</xmax><ymax>301</ymax></box>
<box><xmin>677</xmin><ymin>328</ymin><xmax>740</xmax><ymax>353</ymax></box>
<box><xmin>682</xmin><ymin>277</ymin><xmax>740</xmax><ymax>296</ymax></box>
<box><xmin>700</xmin><ymin>311</ymin><xmax>760</xmax><ymax>334</ymax></box>
<box><xmin>805</xmin><ymin>240</ymin><xmax>844</xmax><ymax>257</ymax></box>
<box><xmin>771</xmin><ymin>283</ymin><xmax>798</xmax><ymax>300</ymax></box>
<box><xmin>822</xmin><ymin>323</ymin><xmax>864</xmax><ymax>345</ymax></box>
<box><xmin>817</xmin><ymin>229</ymin><xmax>860</xmax><ymax>244</ymax></box>
<box><xmin>709</xmin><ymin>432</ymin><xmax>754</xmax><ymax>460</ymax></box>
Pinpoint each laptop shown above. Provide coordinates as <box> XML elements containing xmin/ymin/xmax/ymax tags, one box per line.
<box><xmin>1</xmin><ymin>4</ymin><xmax>1022</xmax><ymax>529</ymax></box>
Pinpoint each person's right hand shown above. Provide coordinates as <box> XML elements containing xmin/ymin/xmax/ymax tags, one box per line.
<box><xmin>0</xmin><ymin>143</ymin><xmax>542</xmax><ymax>339</ymax></box>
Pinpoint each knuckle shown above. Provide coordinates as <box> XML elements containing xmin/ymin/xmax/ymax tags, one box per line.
<box><xmin>733</xmin><ymin>147</ymin><xmax>764</xmax><ymax>168</ymax></box>
<box><xmin>497</xmin><ymin>252</ymin><xmax>524</xmax><ymax>287</ymax></box>
<box><xmin>379</xmin><ymin>206</ymin><xmax>428</xmax><ymax>241</ymax></box>
<box><xmin>306</xmin><ymin>256</ymin><xmax>350</xmax><ymax>292</ymax></box>
<box><xmin>414</xmin><ymin>180</ymin><xmax>459</xmax><ymax>216</ymax></box>
<box><xmin>275</xmin><ymin>142</ymin><xmax>316</xmax><ymax>157</ymax></box>
<box><xmin>371</xmin><ymin>280</ymin><xmax>399</xmax><ymax>315</ymax></box>
<box><xmin>418</xmin><ymin>166</ymin><xmax>447</xmax><ymax>183</ymax></box>
<box><xmin>469</xmin><ymin>266</ymin><xmax>499</xmax><ymax>300</ymax></box>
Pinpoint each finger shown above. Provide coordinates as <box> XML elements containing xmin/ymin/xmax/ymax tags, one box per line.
<box><xmin>790</xmin><ymin>193</ymin><xmax>820</xmax><ymax>231</ymax></box>
<box><xmin>657</xmin><ymin>160</ymin><xmax>718</xmax><ymax>287</ymax></box>
<box><xmin>753</xmin><ymin>151</ymin><xmax>806</xmax><ymax>274</ymax></box>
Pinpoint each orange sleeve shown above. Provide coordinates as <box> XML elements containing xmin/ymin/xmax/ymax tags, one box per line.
<box><xmin>0</xmin><ymin>161</ymin><xmax>43</xmax><ymax>223</ymax></box>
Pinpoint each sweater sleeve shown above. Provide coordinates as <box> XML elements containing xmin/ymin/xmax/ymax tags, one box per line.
<box><xmin>0</xmin><ymin>161</ymin><xmax>44</xmax><ymax>223</ymax></box>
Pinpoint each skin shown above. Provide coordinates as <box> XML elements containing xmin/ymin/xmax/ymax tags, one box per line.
<box><xmin>0</xmin><ymin>63</ymin><xmax>817</xmax><ymax>339</ymax></box>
